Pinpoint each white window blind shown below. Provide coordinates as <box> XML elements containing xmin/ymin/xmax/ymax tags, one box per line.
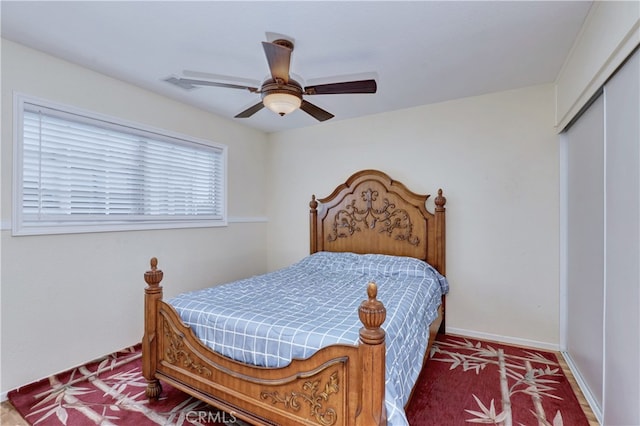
<box><xmin>14</xmin><ymin>95</ymin><xmax>227</xmax><ymax>235</ymax></box>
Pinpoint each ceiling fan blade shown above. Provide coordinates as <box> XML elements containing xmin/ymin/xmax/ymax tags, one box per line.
<box><xmin>300</xmin><ymin>100</ymin><xmax>334</xmax><ymax>122</ymax></box>
<box><xmin>171</xmin><ymin>77</ymin><xmax>259</xmax><ymax>92</ymax></box>
<box><xmin>304</xmin><ymin>79</ymin><xmax>377</xmax><ymax>95</ymax></box>
<box><xmin>183</xmin><ymin>70</ymin><xmax>261</xmax><ymax>87</ymax></box>
<box><xmin>262</xmin><ymin>41</ymin><xmax>291</xmax><ymax>83</ymax></box>
<box><xmin>234</xmin><ymin>102</ymin><xmax>265</xmax><ymax>118</ymax></box>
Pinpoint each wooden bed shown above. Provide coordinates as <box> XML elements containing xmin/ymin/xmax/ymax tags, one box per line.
<box><xmin>142</xmin><ymin>169</ymin><xmax>446</xmax><ymax>425</ymax></box>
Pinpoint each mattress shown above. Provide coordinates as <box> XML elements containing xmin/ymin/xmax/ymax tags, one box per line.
<box><xmin>169</xmin><ymin>251</ymin><xmax>448</xmax><ymax>425</ymax></box>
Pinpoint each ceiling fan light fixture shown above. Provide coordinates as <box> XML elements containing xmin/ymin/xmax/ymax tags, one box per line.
<box><xmin>263</xmin><ymin>92</ymin><xmax>302</xmax><ymax>116</ymax></box>
<box><xmin>183</xmin><ymin>37</ymin><xmax>376</xmax><ymax>122</ymax></box>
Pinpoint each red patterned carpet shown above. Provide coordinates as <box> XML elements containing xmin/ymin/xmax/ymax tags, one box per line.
<box><xmin>8</xmin><ymin>335</ymin><xmax>589</xmax><ymax>425</ymax></box>
<box><xmin>7</xmin><ymin>346</ymin><xmax>238</xmax><ymax>426</ymax></box>
<box><xmin>406</xmin><ymin>335</ymin><xmax>589</xmax><ymax>425</ymax></box>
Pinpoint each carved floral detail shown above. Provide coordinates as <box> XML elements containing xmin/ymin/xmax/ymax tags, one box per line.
<box><xmin>163</xmin><ymin>318</ymin><xmax>212</xmax><ymax>378</ymax></box>
<box><xmin>328</xmin><ymin>188</ymin><xmax>419</xmax><ymax>246</ymax></box>
<box><xmin>260</xmin><ymin>371</ymin><xmax>339</xmax><ymax>426</ymax></box>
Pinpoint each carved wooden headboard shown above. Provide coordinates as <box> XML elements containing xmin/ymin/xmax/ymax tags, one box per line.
<box><xmin>309</xmin><ymin>169</ymin><xmax>446</xmax><ymax>276</ymax></box>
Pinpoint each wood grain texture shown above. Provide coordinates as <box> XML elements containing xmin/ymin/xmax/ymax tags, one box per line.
<box><xmin>142</xmin><ymin>169</ymin><xmax>447</xmax><ymax>425</ymax></box>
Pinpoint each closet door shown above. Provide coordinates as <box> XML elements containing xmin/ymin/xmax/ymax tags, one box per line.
<box><xmin>564</xmin><ymin>93</ymin><xmax>605</xmax><ymax>414</ymax></box>
<box><xmin>603</xmin><ymin>48</ymin><xmax>640</xmax><ymax>426</ymax></box>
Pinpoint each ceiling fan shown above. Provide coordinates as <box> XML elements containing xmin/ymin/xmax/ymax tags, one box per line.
<box><xmin>167</xmin><ymin>38</ymin><xmax>377</xmax><ymax>122</ymax></box>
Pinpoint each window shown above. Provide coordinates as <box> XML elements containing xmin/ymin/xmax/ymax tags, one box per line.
<box><xmin>13</xmin><ymin>94</ymin><xmax>227</xmax><ymax>235</ymax></box>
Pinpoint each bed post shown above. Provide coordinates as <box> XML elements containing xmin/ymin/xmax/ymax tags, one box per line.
<box><xmin>434</xmin><ymin>189</ymin><xmax>447</xmax><ymax>334</ymax></box>
<box><xmin>357</xmin><ymin>282</ymin><xmax>387</xmax><ymax>426</ymax></box>
<box><xmin>309</xmin><ymin>195</ymin><xmax>318</xmax><ymax>254</ymax></box>
<box><xmin>143</xmin><ymin>257</ymin><xmax>163</xmax><ymax>399</ymax></box>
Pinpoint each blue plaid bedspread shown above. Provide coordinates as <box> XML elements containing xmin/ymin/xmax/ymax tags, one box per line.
<box><xmin>169</xmin><ymin>251</ymin><xmax>448</xmax><ymax>425</ymax></box>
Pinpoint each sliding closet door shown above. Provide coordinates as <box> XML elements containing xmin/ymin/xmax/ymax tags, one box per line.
<box><xmin>603</xmin><ymin>48</ymin><xmax>640</xmax><ymax>426</ymax></box>
<box><xmin>563</xmin><ymin>47</ymin><xmax>640</xmax><ymax>425</ymax></box>
<box><xmin>564</xmin><ymin>94</ymin><xmax>605</xmax><ymax>413</ymax></box>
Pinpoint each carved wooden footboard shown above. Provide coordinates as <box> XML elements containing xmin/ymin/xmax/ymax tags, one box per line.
<box><xmin>143</xmin><ymin>258</ymin><xmax>389</xmax><ymax>426</ymax></box>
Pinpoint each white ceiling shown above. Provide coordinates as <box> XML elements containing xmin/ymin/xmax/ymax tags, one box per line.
<box><xmin>1</xmin><ymin>1</ymin><xmax>592</xmax><ymax>133</ymax></box>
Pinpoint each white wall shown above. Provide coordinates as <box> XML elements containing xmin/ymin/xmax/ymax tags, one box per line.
<box><xmin>0</xmin><ymin>39</ymin><xmax>269</xmax><ymax>394</ymax></box>
<box><xmin>266</xmin><ymin>84</ymin><xmax>560</xmax><ymax>349</ymax></box>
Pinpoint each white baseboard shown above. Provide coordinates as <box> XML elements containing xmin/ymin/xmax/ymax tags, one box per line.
<box><xmin>446</xmin><ymin>327</ymin><xmax>560</xmax><ymax>352</ymax></box>
<box><xmin>561</xmin><ymin>351</ymin><xmax>603</xmax><ymax>424</ymax></box>
<box><xmin>1</xmin><ymin>390</ymin><xmax>8</xmax><ymax>402</ymax></box>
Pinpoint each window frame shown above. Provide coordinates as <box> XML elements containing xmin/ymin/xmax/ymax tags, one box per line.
<box><xmin>12</xmin><ymin>93</ymin><xmax>228</xmax><ymax>236</ymax></box>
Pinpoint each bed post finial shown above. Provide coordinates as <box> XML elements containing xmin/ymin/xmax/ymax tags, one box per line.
<box><xmin>144</xmin><ymin>257</ymin><xmax>163</xmax><ymax>288</ymax></box>
<box><xmin>143</xmin><ymin>257</ymin><xmax>164</xmax><ymax>400</ymax></box>
<box><xmin>357</xmin><ymin>282</ymin><xmax>387</xmax><ymax>425</ymax></box>
<box><xmin>358</xmin><ymin>282</ymin><xmax>386</xmax><ymax>344</ymax></box>
<box><xmin>435</xmin><ymin>188</ymin><xmax>446</xmax><ymax>211</ymax></box>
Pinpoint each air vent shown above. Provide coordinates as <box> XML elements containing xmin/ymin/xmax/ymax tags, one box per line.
<box><xmin>163</xmin><ymin>76</ymin><xmax>198</xmax><ymax>90</ymax></box>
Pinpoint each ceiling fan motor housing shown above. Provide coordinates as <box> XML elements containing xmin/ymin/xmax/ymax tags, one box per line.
<box><xmin>272</xmin><ymin>39</ymin><xmax>294</xmax><ymax>50</ymax></box>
